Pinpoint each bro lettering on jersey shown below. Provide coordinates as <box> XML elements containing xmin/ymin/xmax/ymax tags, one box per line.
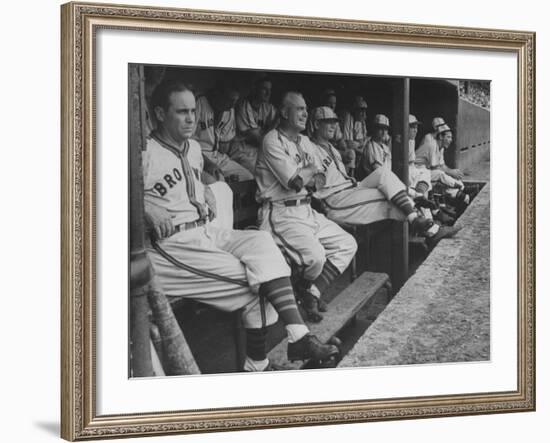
<box><xmin>143</xmin><ymin>134</ymin><xmax>209</xmax><ymax>225</ymax></box>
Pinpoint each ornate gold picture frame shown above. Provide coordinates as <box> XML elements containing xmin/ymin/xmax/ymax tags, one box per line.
<box><xmin>61</xmin><ymin>1</ymin><xmax>535</xmax><ymax>440</ymax></box>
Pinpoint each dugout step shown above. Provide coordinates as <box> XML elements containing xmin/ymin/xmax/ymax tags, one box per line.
<box><xmin>267</xmin><ymin>271</ymin><xmax>390</xmax><ymax>371</ymax></box>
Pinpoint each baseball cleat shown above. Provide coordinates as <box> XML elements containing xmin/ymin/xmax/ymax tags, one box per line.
<box><xmin>410</xmin><ymin>215</ymin><xmax>434</xmax><ymax>235</ymax></box>
<box><xmin>287</xmin><ymin>333</ymin><xmax>340</xmax><ymax>363</ymax></box>
<box><xmin>426</xmin><ymin>225</ymin><xmax>462</xmax><ymax>248</ymax></box>
<box><xmin>298</xmin><ymin>291</ymin><xmax>324</xmax><ymax>323</ymax></box>
<box><xmin>414</xmin><ymin>196</ymin><xmax>437</xmax><ymax>210</ymax></box>
<box><xmin>317</xmin><ymin>297</ymin><xmax>329</xmax><ymax>313</ymax></box>
<box><xmin>308</xmin><ymin>284</ymin><xmax>328</xmax><ymax>312</ymax></box>
<box><xmin>433</xmin><ymin>210</ymin><xmax>455</xmax><ymax>226</ymax></box>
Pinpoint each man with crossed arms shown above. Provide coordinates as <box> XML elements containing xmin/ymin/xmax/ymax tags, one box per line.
<box><xmin>144</xmin><ymin>81</ymin><xmax>338</xmax><ymax>372</ymax></box>
<box><xmin>255</xmin><ymin>92</ymin><xmax>357</xmax><ymax>323</ymax></box>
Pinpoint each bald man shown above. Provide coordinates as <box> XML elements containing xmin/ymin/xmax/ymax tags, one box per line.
<box><xmin>255</xmin><ymin>92</ymin><xmax>357</xmax><ymax>323</ymax></box>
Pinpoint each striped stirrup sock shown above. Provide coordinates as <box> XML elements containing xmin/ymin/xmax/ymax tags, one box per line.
<box><xmin>390</xmin><ymin>190</ymin><xmax>415</xmax><ymax>216</ymax></box>
<box><xmin>415</xmin><ymin>181</ymin><xmax>430</xmax><ymax>195</ymax></box>
<box><xmin>259</xmin><ymin>277</ymin><xmax>305</xmax><ymax>326</ymax></box>
<box><xmin>314</xmin><ymin>260</ymin><xmax>341</xmax><ymax>294</ymax></box>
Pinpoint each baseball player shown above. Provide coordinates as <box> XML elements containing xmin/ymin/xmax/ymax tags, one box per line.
<box><xmin>144</xmin><ymin>81</ymin><xmax>339</xmax><ymax>371</ymax></box>
<box><xmin>341</xmin><ymin>96</ymin><xmax>369</xmax><ymax>161</ymax></box>
<box><xmin>363</xmin><ymin>114</ymin><xmax>392</xmax><ymax>177</ymax></box>
<box><xmin>313</xmin><ymin>89</ymin><xmax>355</xmax><ymax>174</ymax></box>
<box><xmin>418</xmin><ymin>116</ymin><xmax>446</xmax><ymax>154</ymax></box>
<box><xmin>228</xmin><ymin>76</ymin><xmax>279</xmax><ymax>174</ymax></box>
<box><xmin>193</xmin><ymin>84</ymin><xmax>254</xmax><ymax>181</ymax></box>
<box><xmin>407</xmin><ymin>114</ymin><xmax>432</xmax><ymax>198</ymax></box>
<box><xmin>308</xmin><ymin>107</ymin><xmax>460</xmax><ymax>245</ymax></box>
<box><xmin>415</xmin><ymin>123</ymin><xmax>470</xmax><ymax>209</ymax></box>
<box><xmin>255</xmin><ymin>92</ymin><xmax>358</xmax><ymax>323</ymax></box>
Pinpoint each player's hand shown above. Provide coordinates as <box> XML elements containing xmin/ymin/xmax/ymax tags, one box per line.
<box><xmin>144</xmin><ymin>202</ymin><xmax>175</xmax><ymax>240</ymax></box>
<box><xmin>312</xmin><ymin>172</ymin><xmax>327</xmax><ymax>190</ymax></box>
<box><xmin>348</xmin><ymin>140</ymin><xmax>361</xmax><ymax>151</ymax></box>
<box><xmin>204</xmin><ymin>186</ymin><xmax>217</xmax><ymax>221</ymax></box>
<box><xmin>449</xmin><ymin>169</ymin><xmax>464</xmax><ymax>180</ymax></box>
<box><xmin>342</xmin><ymin>148</ymin><xmax>356</xmax><ymax>165</ymax></box>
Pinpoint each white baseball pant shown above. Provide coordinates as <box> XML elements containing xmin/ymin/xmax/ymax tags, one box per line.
<box><xmin>259</xmin><ymin>203</ymin><xmax>357</xmax><ymax>281</ymax></box>
<box><xmin>322</xmin><ymin>166</ymin><xmax>407</xmax><ymax>225</ymax></box>
<box><xmin>147</xmin><ymin>226</ymin><xmax>289</xmax><ymax>328</ymax></box>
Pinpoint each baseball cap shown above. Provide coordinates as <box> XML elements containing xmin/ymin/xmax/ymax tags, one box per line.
<box><xmin>409</xmin><ymin>114</ymin><xmax>422</xmax><ymax>125</ymax></box>
<box><xmin>352</xmin><ymin>96</ymin><xmax>368</xmax><ymax>110</ymax></box>
<box><xmin>431</xmin><ymin>117</ymin><xmax>446</xmax><ymax>130</ymax></box>
<box><xmin>373</xmin><ymin>114</ymin><xmax>390</xmax><ymax>128</ymax></box>
<box><xmin>312</xmin><ymin>106</ymin><xmax>339</xmax><ymax>122</ymax></box>
<box><xmin>436</xmin><ymin>124</ymin><xmax>452</xmax><ymax>136</ymax></box>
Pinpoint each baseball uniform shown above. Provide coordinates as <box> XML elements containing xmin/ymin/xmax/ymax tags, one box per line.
<box><xmin>408</xmin><ymin>139</ymin><xmax>432</xmax><ymax>193</ymax></box>
<box><xmin>341</xmin><ymin>111</ymin><xmax>368</xmax><ymax>147</ymax></box>
<box><xmin>255</xmin><ymin>129</ymin><xmax>357</xmax><ymax>282</ymax></box>
<box><xmin>363</xmin><ymin>138</ymin><xmax>392</xmax><ymax>177</ymax></box>
<box><xmin>415</xmin><ymin>135</ymin><xmax>462</xmax><ymax>189</ymax></box>
<box><xmin>143</xmin><ymin>132</ymin><xmax>292</xmax><ymax>328</ymax></box>
<box><xmin>193</xmin><ymin>95</ymin><xmax>254</xmax><ymax>182</ymax></box>
<box><xmin>311</xmin><ymin>138</ymin><xmax>405</xmax><ymax>225</ymax></box>
<box><xmin>228</xmin><ymin>98</ymin><xmax>278</xmax><ymax>173</ymax></box>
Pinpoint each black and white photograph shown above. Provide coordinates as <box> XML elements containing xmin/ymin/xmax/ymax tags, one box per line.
<box><xmin>129</xmin><ymin>64</ymin><xmax>491</xmax><ymax>377</ymax></box>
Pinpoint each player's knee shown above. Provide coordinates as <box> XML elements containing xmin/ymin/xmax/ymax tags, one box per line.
<box><xmin>241</xmin><ymin>299</ymin><xmax>278</xmax><ymax>329</ymax></box>
<box><xmin>305</xmin><ymin>244</ymin><xmax>327</xmax><ymax>278</ymax></box>
<box><xmin>342</xmin><ymin>232</ymin><xmax>358</xmax><ymax>264</ymax></box>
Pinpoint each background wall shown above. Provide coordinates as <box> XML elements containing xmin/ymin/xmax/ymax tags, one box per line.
<box><xmin>0</xmin><ymin>0</ymin><xmax>546</xmax><ymax>442</ymax></box>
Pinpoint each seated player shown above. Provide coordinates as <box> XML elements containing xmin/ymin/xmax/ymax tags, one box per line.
<box><xmin>229</xmin><ymin>76</ymin><xmax>279</xmax><ymax>174</ymax></box>
<box><xmin>144</xmin><ymin>81</ymin><xmax>339</xmax><ymax>371</ymax></box>
<box><xmin>341</xmin><ymin>95</ymin><xmax>370</xmax><ymax>175</ymax></box>
<box><xmin>415</xmin><ymin>123</ymin><xmax>471</xmax><ymax>211</ymax></box>
<box><xmin>309</xmin><ymin>107</ymin><xmax>460</xmax><ymax>247</ymax></box>
<box><xmin>407</xmin><ymin>114</ymin><xmax>432</xmax><ymax>199</ymax></box>
<box><xmin>256</xmin><ymin>92</ymin><xmax>358</xmax><ymax>323</ymax></box>
<box><xmin>193</xmin><ymin>84</ymin><xmax>254</xmax><ymax>182</ymax></box>
<box><xmin>317</xmin><ymin>88</ymin><xmax>355</xmax><ymax>174</ymax></box>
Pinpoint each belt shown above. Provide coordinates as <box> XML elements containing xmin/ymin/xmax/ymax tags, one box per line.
<box><xmin>174</xmin><ymin>218</ymin><xmax>206</xmax><ymax>233</ymax></box>
<box><xmin>283</xmin><ymin>197</ymin><xmax>311</xmax><ymax>207</ymax></box>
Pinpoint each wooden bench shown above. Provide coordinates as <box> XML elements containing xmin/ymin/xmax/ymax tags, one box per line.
<box><xmin>267</xmin><ymin>271</ymin><xmax>391</xmax><ymax>370</ymax></box>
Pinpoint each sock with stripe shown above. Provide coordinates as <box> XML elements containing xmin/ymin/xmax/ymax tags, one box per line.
<box><xmin>313</xmin><ymin>260</ymin><xmax>341</xmax><ymax>294</ymax></box>
<box><xmin>415</xmin><ymin>181</ymin><xmax>430</xmax><ymax>196</ymax></box>
<box><xmin>259</xmin><ymin>277</ymin><xmax>305</xmax><ymax>326</ymax></box>
<box><xmin>390</xmin><ymin>190</ymin><xmax>415</xmax><ymax>216</ymax></box>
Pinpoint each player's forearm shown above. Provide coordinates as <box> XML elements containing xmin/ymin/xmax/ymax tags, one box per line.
<box><xmin>287</xmin><ymin>165</ymin><xmax>319</xmax><ymax>192</ymax></box>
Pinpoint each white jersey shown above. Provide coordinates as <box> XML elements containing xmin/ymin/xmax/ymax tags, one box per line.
<box><xmin>364</xmin><ymin>139</ymin><xmax>392</xmax><ymax>176</ymax></box>
<box><xmin>255</xmin><ymin>129</ymin><xmax>319</xmax><ymax>203</ymax></box>
<box><xmin>415</xmin><ymin>136</ymin><xmax>445</xmax><ymax>170</ymax></box>
<box><xmin>143</xmin><ymin>133</ymin><xmax>209</xmax><ymax>226</ymax></box>
<box><xmin>309</xmin><ymin>138</ymin><xmax>354</xmax><ymax>200</ymax></box>
<box><xmin>193</xmin><ymin>95</ymin><xmax>236</xmax><ymax>153</ymax></box>
<box><xmin>408</xmin><ymin>139</ymin><xmax>416</xmax><ymax>164</ymax></box>
<box><xmin>235</xmin><ymin>99</ymin><xmax>278</xmax><ymax>135</ymax></box>
<box><xmin>341</xmin><ymin>112</ymin><xmax>368</xmax><ymax>144</ymax></box>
